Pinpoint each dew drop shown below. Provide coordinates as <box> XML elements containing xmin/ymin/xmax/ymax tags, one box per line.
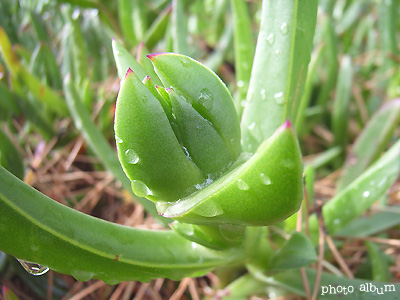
<box><xmin>275</xmin><ymin>49</ymin><xmax>280</xmax><ymax>55</ymax></box>
<box><xmin>280</xmin><ymin>22</ymin><xmax>288</xmax><ymax>35</ymax></box>
<box><xmin>179</xmin><ymin>57</ymin><xmax>191</xmax><ymax>68</ymax></box>
<box><xmin>131</xmin><ymin>180</ymin><xmax>153</xmax><ymax>197</ymax></box>
<box><xmin>261</xmin><ymin>89</ymin><xmax>266</xmax><ymax>100</ymax></box>
<box><xmin>198</xmin><ymin>88</ymin><xmax>213</xmax><ymax>110</ymax></box>
<box><xmin>363</xmin><ymin>191</ymin><xmax>370</xmax><ymax>198</ymax></box>
<box><xmin>248</xmin><ymin>122</ymin><xmax>256</xmax><ymax>131</ymax></box>
<box><xmin>125</xmin><ymin>149</ymin><xmax>139</xmax><ymax>164</ymax></box>
<box><xmin>237</xmin><ymin>179</ymin><xmax>249</xmax><ymax>191</ymax></box>
<box><xmin>141</xmin><ymin>96</ymin><xmax>148</xmax><ymax>103</ymax></box>
<box><xmin>267</xmin><ymin>33</ymin><xmax>275</xmax><ymax>45</ymax></box>
<box><xmin>333</xmin><ymin>219</ymin><xmax>341</xmax><ymax>225</ymax></box>
<box><xmin>274</xmin><ymin>92</ymin><xmax>284</xmax><ymax>105</ymax></box>
<box><xmin>115</xmin><ymin>136</ymin><xmax>123</xmax><ymax>144</ymax></box>
<box><xmin>182</xmin><ymin>146</ymin><xmax>192</xmax><ymax>161</ymax></box>
<box><xmin>71</xmin><ymin>270</ymin><xmax>94</xmax><ymax>282</ymax></box>
<box><xmin>17</xmin><ymin>259</ymin><xmax>49</xmax><ymax>276</ymax></box>
<box><xmin>237</xmin><ymin>80</ymin><xmax>245</xmax><ymax>88</ymax></box>
<box><xmin>260</xmin><ymin>173</ymin><xmax>271</xmax><ymax>185</ymax></box>
<box><xmin>240</xmin><ymin>100</ymin><xmax>246</xmax><ymax>107</ymax></box>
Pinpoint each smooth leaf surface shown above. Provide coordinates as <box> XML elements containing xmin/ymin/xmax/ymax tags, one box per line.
<box><xmin>310</xmin><ymin>139</ymin><xmax>400</xmax><ymax>237</ymax></box>
<box><xmin>0</xmin><ymin>166</ymin><xmax>240</xmax><ymax>283</ymax></box>
<box><xmin>114</xmin><ymin>69</ymin><xmax>205</xmax><ymax>202</ymax></box>
<box><xmin>149</xmin><ymin>52</ymin><xmax>241</xmax><ymax>160</ymax></box>
<box><xmin>240</xmin><ymin>0</ymin><xmax>317</xmax><ymax>152</ymax></box>
<box><xmin>64</xmin><ymin>75</ymin><xmax>164</xmax><ymax>222</ymax></box>
<box><xmin>157</xmin><ymin>122</ymin><xmax>303</xmax><ymax>226</ymax></box>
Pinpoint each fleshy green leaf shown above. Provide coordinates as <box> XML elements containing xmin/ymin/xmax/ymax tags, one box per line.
<box><xmin>310</xmin><ymin>139</ymin><xmax>400</xmax><ymax>237</ymax></box>
<box><xmin>148</xmin><ymin>52</ymin><xmax>241</xmax><ymax>160</ymax></box>
<box><xmin>0</xmin><ymin>166</ymin><xmax>240</xmax><ymax>283</ymax></box>
<box><xmin>240</xmin><ymin>0</ymin><xmax>317</xmax><ymax>152</ymax></box>
<box><xmin>114</xmin><ymin>69</ymin><xmax>205</xmax><ymax>202</ymax></box>
<box><xmin>157</xmin><ymin>121</ymin><xmax>303</xmax><ymax>226</ymax></box>
<box><xmin>268</xmin><ymin>232</ymin><xmax>317</xmax><ymax>271</ymax></box>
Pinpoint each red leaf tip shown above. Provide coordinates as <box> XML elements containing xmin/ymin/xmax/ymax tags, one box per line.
<box><xmin>124</xmin><ymin>68</ymin><xmax>134</xmax><ymax>79</ymax></box>
<box><xmin>283</xmin><ymin>119</ymin><xmax>292</xmax><ymax>129</ymax></box>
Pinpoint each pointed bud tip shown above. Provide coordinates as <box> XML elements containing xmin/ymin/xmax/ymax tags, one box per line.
<box><xmin>124</xmin><ymin>68</ymin><xmax>134</xmax><ymax>79</ymax></box>
<box><xmin>283</xmin><ymin>119</ymin><xmax>292</xmax><ymax>129</ymax></box>
<box><xmin>146</xmin><ymin>52</ymin><xmax>169</xmax><ymax>60</ymax></box>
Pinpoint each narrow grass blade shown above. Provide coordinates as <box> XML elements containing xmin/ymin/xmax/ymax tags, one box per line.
<box><xmin>0</xmin><ymin>26</ymin><xmax>68</xmax><ymax>117</ymax></box>
<box><xmin>230</xmin><ymin>0</ymin><xmax>254</xmax><ymax>117</ymax></box>
<box><xmin>294</xmin><ymin>44</ymin><xmax>325</xmax><ymax>134</ymax></box>
<box><xmin>240</xmin><ymin>0</ymin><xmax>317</xmax><ymax>152</ymax></box>
<box><xmin>144</xmin><ymin>4</ymin><xmax>171</xmax><ymax>49</ymax></box>
<box><xmin>63</xmin><ymin>76</ymin><xmax>166</xmax><ymax>223</ymax></box>
<box><xmin>365</xmin><ymin>242</ymin><xmax>391</xmax><ymax>282</ymax></box>
<box><xmin>332</xmin><ymin>55</ymin><xmax>353</xmax><ymax>157</ymax></box>
<box><xmin>203</xmin><ymin>23</ymin><xmax>233</xmax><ymax>72</ymax></box>
<box><xmin>118</xmin><ymin>0</ymin><xmax>137</xmax><ymax>47</ymax></box>
<box><xmin>0</xmin><ymin>166</ymin><xmax>239</xmax><ymax>283</ymax></box>
<box><xmin>337</xmin><ymin>99</ymin><xmax>400</xmax><ymax>191</ymax></box>
<box><xmin>171</xmin><ymin>0</ymin><xmax>189</xmax><ymax>55</ymax></box>
<box><xmin>0</xmin><ymin>127</ymin><xmax>24</xmax><ymax>180</ymax></box>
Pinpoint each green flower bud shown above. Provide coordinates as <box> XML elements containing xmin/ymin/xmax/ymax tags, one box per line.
<box><xmin>115</xmin><ymin>53</ymin><xmax>303</xmax><ymax>226</ymax></box>
<box><xmin>114</xmin><ymin>53</ymin><xmax>241</xmax><ymax>202</ymax></box>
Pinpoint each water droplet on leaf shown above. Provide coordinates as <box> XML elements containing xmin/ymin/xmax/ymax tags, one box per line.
<box><xmin>198</xmin><ymin>88</ymin><xmax>213</xmax><ymax>110</ymax></box>
<box><xmin>141</xmin><ymin>96</ymin><xmax>148</xmax><ymax>103</ymax></box>
<box><xmin>363</xmin><ymin>191</ymin><xmax>370</xmax><ymax>198</ymax></box>
<box><xmin>125</xmin><ymin>149</ymin><xmax>139</xmax><ymax>164</ymax></box>
<box><xmin>280</xmin><ymin>23</ymin><xmax>288</xmax><ymax>35</ymax></box>
<box><xmin>267</xmin><ymin>33</ymin><xmax>275</xmax><ymax>45</ymax></box>
<box><xmin>17</xmin><ymin>259</ymin><xmax>49</xmax><ymax>276</ymax></box>
<box><xmin>71</xmin><ymin>270</ymin><xmax>94</xmax><ymax>281</ymax></box>
<box><xmin>237</xmin><ymin>80</ymin><xmax>245</xmax><ymax>88</ymax></box>
<box><xmin>274</xmin><ymin>92</ymin><xmax>284</xmax><ymax>105</ymax></box>
<box><xmin>179</xmin><ymin>57</ymin><xmax>191</xmax><ymax>68</ymax></box>
<box><xmin>237</xmin><ymin>179</ymin><xmax>249</xmax><ymax>191</ymax></box>
<box><xmin>260</xmin><ymin>173</ymin><xmax>271</xmax><ymax>185</ymax></box>
<box><xmin>131</xmin><ymin>180</ymin><xmax>153</xmax><ymax>197</ymax></box>
<box><xmin>115</xmin><ymin>136</ymin><xmax>123</xmax><ymax>144</ymax></box>
<box><xmin>261</xmin><ymin>89</ymin><xmax>266</xmax><ymax>100</ymax></box>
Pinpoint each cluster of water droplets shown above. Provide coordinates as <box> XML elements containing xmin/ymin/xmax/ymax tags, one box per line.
<box><xmin>17</xmin><ymin>259</ymin><xmax>49</xmax><ymax>276</ymax></box>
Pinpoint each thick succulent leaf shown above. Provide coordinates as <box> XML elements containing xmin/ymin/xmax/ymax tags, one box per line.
<box><xmin>157</xmin><ymin>121</ymin><xmax>303</xmax><ymax>226</ymax></box>
<box><xmin>64</xmin><ymin>76</ymin><xmax>164</xmax><ymax>222</ymax></box>
<box><xmin>115</xmin><ymin>69</ymin><xmax>205</xmax><ymax>202</ymax></box>
<box><xmin>167</xmin><ymin>88</ymin><xmax>234</xmax><ymax>178</ymax></box>
<box><xmin>268</xmin><ymin>232</ymin><xmax>317</xmax><ymax>271</ymax></box>
<box><xmin>310</xmin><ymin>139</ymin><xmax>400</xmax><ymax>237</ymax></box>
<box><xmin>0</xmin><ymin>166</ymin><xmax>239</xmax><ymax>283</ymax></box>
<box><xmin>240</xmin><ymin>0</ymin><xmax>317</xmax><ymax>153</ymax></box>
<box><xmin>148</xmin><ymin>52</ymin><xmax>241</xmax><ymax>161</ymax></box>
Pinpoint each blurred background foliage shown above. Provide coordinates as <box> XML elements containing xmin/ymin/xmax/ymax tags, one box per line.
<box><xmin>0</xmin><ymin>0</ymin><xmax>399</xmax><ymax>299</ymax></box>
